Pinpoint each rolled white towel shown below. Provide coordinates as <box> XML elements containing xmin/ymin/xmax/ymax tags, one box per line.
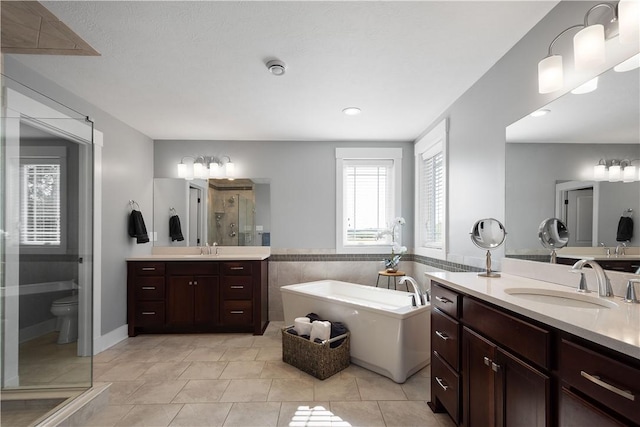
<box><xmin>309</xmin><ymin>320</ymin><xmax>331</xmax><ymax>343</ymax></box>
<box><xmin>294</xmin><ymin>317</ymin><xmax>312</xmax><ymax>336</ymax></box>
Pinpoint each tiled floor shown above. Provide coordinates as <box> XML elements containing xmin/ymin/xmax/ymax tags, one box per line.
<box><xmin>86</xmin><ymin>322</ymin><xmax>456</xmax><ymax>427</ymax></box>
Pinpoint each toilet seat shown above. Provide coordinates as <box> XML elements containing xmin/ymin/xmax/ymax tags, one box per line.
<box><xmin>52</xmin><ymin>294</ymin><xmax>78</xmax><ymax>306</ymax></box>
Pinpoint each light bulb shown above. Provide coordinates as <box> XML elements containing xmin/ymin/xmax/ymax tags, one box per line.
<box><xmin>619</xmin><ymin>0</ymin><xmax>640</xmax><ymax>45</ymax></box>
<box><xmin>538</xmin><ymin>55</ymin><xmax>564</xmax><ymax>93</ymax></box>
<box><xmin>608</xmin><ymin>164</ymin><xmax>622</xmax><ymax>181</ymax></box>
<box><xmin>593</xmin><ymin>163</ymin><xmax>607</xmax><ymax>180</ymax></box>
<box><xmin>574</xmin><ymin>24</ymin><xmax>606</xmax><ymax>70</ymax></box>
<box><xmin>177</xmin><ymin>162</ymin><xmax>186</xmax><ymax>178</ymax></box>
<box><xmin>623</xmin><ymin>165</ymin><xmax>637</xmax><ymax>182</ymax></box>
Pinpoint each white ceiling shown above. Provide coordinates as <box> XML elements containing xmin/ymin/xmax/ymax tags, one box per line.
<box><xmin>11</xmin><ymin>1</ymin><xmax>559</xmax><ymax>142</ymax></box>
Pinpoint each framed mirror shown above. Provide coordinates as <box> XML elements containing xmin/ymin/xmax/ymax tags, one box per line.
<box><xmin>505</xmin><ymin>58</ymin><xmax>640</xmax><ymax>268</ymax></box>
<box><xmin>153</xmin><ymin>178</ymin><xmax>271</xmax><ymax>247</ymax></box>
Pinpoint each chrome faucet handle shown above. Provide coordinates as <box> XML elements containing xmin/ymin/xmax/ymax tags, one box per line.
<box><xmin>599</xmin><ymin>243</ymin><xmax>610</xmax><ymax>256</ymax></box>
<box><xmin>623</xmin><ymin>279</ymin><xmax>640</xmax><ymax>303</ymax></box>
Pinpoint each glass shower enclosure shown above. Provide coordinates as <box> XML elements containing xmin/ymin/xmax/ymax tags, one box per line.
<box><xmin>1</xmin><ymin>75</ymin><xmax>94</xmax><ymax>425</ymax></box>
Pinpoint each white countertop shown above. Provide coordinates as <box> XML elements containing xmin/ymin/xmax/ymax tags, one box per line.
<box><xmin>425</xmin><ymin>271</ymin><xmax>640</xmax><ymax>361</ymax></box>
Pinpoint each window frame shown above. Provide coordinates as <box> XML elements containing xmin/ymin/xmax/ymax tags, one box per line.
<box><xmin>19</xmin><ymin>146</ymin><xmax>67</xmax><ymax>254</ymax></box>
<box><xmin>414</xmin><ymin>119</ymin><xmax>448</xmax><ymax>260</ymax></box>
<box><xmin>336</xmin><ymin>147</ymin><xmax>403</xmax><ymax>254</ymax></box>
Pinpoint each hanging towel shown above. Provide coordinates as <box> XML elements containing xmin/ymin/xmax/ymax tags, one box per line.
<box><xmin>169</xmin><ymin>214</ymin><xmax>184</xmax><ymax>241</ymax></box>
<box><xmin>616</xmin><ymin>216</ymin><xmax>634</xmax><ymax>242</ymax></box>
<box><xmin>128</xmin><ymin>210</ymin><xmax>150</xmax><ymax>244</ymax></box>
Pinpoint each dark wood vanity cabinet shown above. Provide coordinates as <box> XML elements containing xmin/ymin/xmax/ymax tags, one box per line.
<box><xmin>128</xmin><ymin>259</ymin><xmax>268</xmax><ymax>336</ymax></box>
<box><xmin>429</xmin><ymin>280</ymin><xmax>640</xmax><ymax>427</ymax></box>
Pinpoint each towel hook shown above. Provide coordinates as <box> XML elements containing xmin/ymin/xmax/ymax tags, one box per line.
<box><xmin>169</xmin><ymin>207</ymin><xmax>177</xmax><ymax>216</ymax></box>
<box><xmin>129</xmin><ymin>200</ymin><xmax>140</xmax><ymax>211</ymax></box>
<box><xmin>623</xmin><ymin>208</ymin><xmax>633</xmax><ymax>218</ymax></box>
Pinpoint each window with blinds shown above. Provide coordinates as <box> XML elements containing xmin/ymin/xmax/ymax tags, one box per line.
<box><xmin>344</xmin><ymin>160</ymin><xmax>393</xmax><ymax>244</ymax></box>
<box><xmin>419</xmin><ymin>150</ymin><xmax>444</xmax><ymax>248</ymax></box>
<box><xmin>20</xmin><ymin>163</ymin><xmax>62</xmax><ymax>246</ymax></box>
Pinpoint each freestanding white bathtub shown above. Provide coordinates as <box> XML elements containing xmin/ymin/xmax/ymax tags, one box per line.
<box><xmin>281</xmin><ymin>280</ymin><xmax>430</xmax><ymax>383</ymax></box>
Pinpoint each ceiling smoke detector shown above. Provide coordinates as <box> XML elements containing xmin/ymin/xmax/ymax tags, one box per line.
<box><xmin>266</xmin><ymin>59</ymin><xmax>286</xmax><ymax>76</ymax></box>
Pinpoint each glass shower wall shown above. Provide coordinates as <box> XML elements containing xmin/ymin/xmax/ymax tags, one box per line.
<box><xmin>1</xmin><ymin>75</ymin><xmax>94</xmax><ymax>425</ymax></box>
<box><xmin>208</xmin><ymin>182</ymin><xmax>256</xmax><ymax>246</ymax></box>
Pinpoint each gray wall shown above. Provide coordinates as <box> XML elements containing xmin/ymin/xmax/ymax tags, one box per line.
<box><xmin>4</xmin><ymin>56</ymin><xmax>155</xmax><ymax>336</ymax></box>
<box><xmin>153</xmin><ymin>140</ymin><xmax>416</xmax><ymax>250</ymax></box>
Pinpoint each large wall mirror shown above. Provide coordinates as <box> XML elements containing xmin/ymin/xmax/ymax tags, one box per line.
<box><xmin>153</xmin><ymin>178</ymin><xmax>271</xmax><ymax>247</ymax></box>
<box><xmin>505</xmin><ymin>58</ymin><xmax>640</xmax><ymax>264</ymax></box>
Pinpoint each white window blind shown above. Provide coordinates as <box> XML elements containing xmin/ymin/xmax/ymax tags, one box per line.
<box><xmin>420</xmin><ymin>150</ymin><xmax>444</xmax><ymax>248</ymax></box>
<box><xmin>344</xmin><ymin>160</ymin><xmax>393</xmax><ymax>244</ymax></box>
<box><xmin>20</xmin><ymin>163</ymin><xmax>61</xmax><ymax>245</ymax></box>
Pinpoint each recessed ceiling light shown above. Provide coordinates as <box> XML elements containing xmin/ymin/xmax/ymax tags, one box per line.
<box><xmin>342</xmin><ymin>107</ymin><xmax>361</xmax><ymax>116</ymax></box>
<box><xmin>571</xmin><ymin>77</ymin><xmax>598</xmax><ymax>95</ymax></box>
<box><xmin>614</xmin><ymin>53</ymin><xmax>640</xmax><ymax>72</ymax></box>
<box><xmin>530</xmin><ymin>109</ymin><xmax>550</xmax><ymax>117</ymax></box>
<box><xmin>266</xmin><ymin>59</ymin><xmax>286</xmax><ymax>76</ymax></box>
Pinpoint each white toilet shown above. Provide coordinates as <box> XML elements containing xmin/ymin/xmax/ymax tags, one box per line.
<box><xmin>50</xmin><ymin>294</ymin><xmax>79</xmax><ymax>344</ymax></box>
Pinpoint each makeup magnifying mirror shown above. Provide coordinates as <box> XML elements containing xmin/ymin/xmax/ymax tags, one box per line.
<box><xmin>470</xmin><ymin>218</ymin><xmax>507</xmax><ymax>277</ymax></box>
<box><xmin>538</xmin><ymin>217</ymin><xmax>569</xmax><ymax>263</ymax></box>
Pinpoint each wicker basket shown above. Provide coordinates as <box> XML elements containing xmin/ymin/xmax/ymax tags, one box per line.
<box><xmin>281</xmin><ymin>326</ymin><xmax>350</xmax><ymax>380</ymax></box>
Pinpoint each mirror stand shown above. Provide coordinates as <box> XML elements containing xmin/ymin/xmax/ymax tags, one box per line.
<box><xmin>549</xmin><ymin>248</ymin><xmax>558</xmax><ymax>264</ymax></box>
<box><xmin>478</xmin><ymin>249</ymin><xmax>501</xmax><ymax>278</ymax></box>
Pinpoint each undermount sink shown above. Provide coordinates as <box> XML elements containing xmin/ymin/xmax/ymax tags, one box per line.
<box><xmin>504</xmin><ymin>287</ymin><xmax>618</xmax><ymax>309</ymax></box>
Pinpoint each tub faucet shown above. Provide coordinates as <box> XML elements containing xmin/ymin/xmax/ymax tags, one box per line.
<box><xmin>571</xmin><ymin>259</ymin><xmax>613</xmax><ymax>297</ymax></box>
<box><xmin>399</xmin><ymin>276</ymin><xmax>428</xmax><ymax>306</ymax></box>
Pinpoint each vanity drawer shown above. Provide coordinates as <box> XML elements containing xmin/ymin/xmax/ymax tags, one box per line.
<box><xmin>133</xmin><ymin>277</ymin><xmax>165</xmax><ymax>300</ymax></box>
<box><xmin>432</xmin><ymin>282</ymin><xmax>462</xmax><ymax>319</ymax></box>
<box><xmin>134</xmin><ymin>302</ymin><xmax>165</xmax><ymax>327</ymax></box>
<box><xmin>132</xmin><ymin>262</ymin><xmax>165</xmax><ymax>276</ymax></box>
<box><xmin>463</xmin><ymin>298</ymin><xmax>550</xmax><ymax>369</ymax></box>
<box><xmin>432</xmin><ymin>308</ymin><xmax>460</xmax><ymax>371</ymax></box>
<box><xmin>222</xmin><ymin>261</ymin><xmax>253</xmax><ymax>276</ymax></box>
<box><xmin>166</xmin><ymin>261</ymin><xmax>219</xmax><ymax>275</ymax></box>
<box><xmin>221</xmin><ymin>300</ymin><xmax>253</xmax><ymax>325</ymax></box>
<box><xmin>559</xmin><ymin>339</ymin><xmax>640</xmax><ymax>424</ymax></box>
<box><xmin>221</xmin><ymin>276</ymin><xmax>253</xmax><ymax>300</ymax></box>
<box><xmin>432</xmin><ymin>350</ymin><xmax>460</xmax><ymax>424</ymax></box>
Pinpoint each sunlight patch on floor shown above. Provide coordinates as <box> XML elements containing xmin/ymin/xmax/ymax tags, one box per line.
<box><xmin>288</xmin><ymin>405</ymin><xmax>352</xmax><ymax>427</ymax></box>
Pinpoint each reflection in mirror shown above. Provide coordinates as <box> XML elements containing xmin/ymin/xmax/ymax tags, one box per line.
<box><xmin>153</xmin><ymin>178</ymin><xmax>270</xmax><ymax>247</ymax></box>
<box><xmin>470</xmin><ymin>218</ymin><xmax>506</xmax><ymax>277</ymax></box>
<box><xmin>538</xmin><ymin>218</ymin><xmax>569</xmax><ymax>263</ymax></box>
<box><xmin>505</xmin><ymin>58</ymin><xmax>640</xmax><ymax>269</ymax></box>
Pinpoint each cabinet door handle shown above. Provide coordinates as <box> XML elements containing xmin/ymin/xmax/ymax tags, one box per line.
<box><xmin>230</xmin><ymin>310</ymin><xmax>244</xmax><ymax>314</ymax></box>
<box><xmin>141</xmin><ymin>311</ymin><xmax>156</xmax><ymax>315</ymax></box>
<box><xmin>435</xmin><ymin>376</ymin><xmax>449</xmax><ymax>391</ymax></box>
<box><xmin>580</xmin><ymin>371</ymin><xmax>636</xmax><ymax>401</ymax></box>
<box><xmin>141</xmin><ymin>286</ymin><xmax>156</xmax><ymax>290</ymax></box>
<box><xmin>491</xmin><ymin>362</ymin><xmax>501</xmax><ymax>372</ymax></box>
<box><xmin>484</xmin><ymin>356</ymin><xmax>491</xmax><ymax>367</ymax></box>
<box><xmin>188</xmin><ymin>281</ymin><xmax>193</xmax><ymax>286</ymax></box>
<box><xmin>435</xmin><ymin>296</ymin><xmax>451</xmax><ymax>304</ymax></box>
<box><xmin>435</xmin><ymin>331</ymin><xmax>450</xmax><ymax>341</ymax></box>
<box><xmin>230</xmin><ymin>266</ymin><xmax>244</xmax><ymax>270</ymax></box>
<box><xmin>141</xmin><ymin>267</ymin><xmax>156</xmax><ymax>271</ymax></box>
<box><xmin>193</xmin><ymin>281</ymin><xmax>197</xmax><ymax>285</ymax></box>
<box><xmin>230</xmin><ymin>285</ymin><xmax>244</xmax><ymax>289</ymax></box>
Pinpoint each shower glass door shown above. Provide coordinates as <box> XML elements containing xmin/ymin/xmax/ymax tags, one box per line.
<box><xmin>1</xmin><ymin>79</ymin><xmax>94</xmax><ymax>425</ymax></box>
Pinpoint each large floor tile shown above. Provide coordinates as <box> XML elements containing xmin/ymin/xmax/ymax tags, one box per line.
<box><xmin>169</xmin><ymin>402</ymin><xmax>233</xmax><ymax>427</ymax></box>
<box><xmin>172</xmin><ymin>379</ymin><xmax>231</xmax><ymax>403</ymax></box>
<box><xmin>267</xmin><ymin>378</ymin><xmax>315</xmax><ymax>401</ymax></box>
<box><xmin>95</xmin><ymin>362</ymin><xmax>149</xmax><ymax>382</ymax></box>
<box><xmin>260</xmin><ymin>361</ymin><xmax>304</xmax><ymax>378</ymax></box>
<box><xmin>179</xmin><ymin>361</ymin><xmax>227</xmax><ymax>379</ymax></box>
<box><xmin>219</xmin><ymin>361</ymin><xmax>265</xmax><ymax>379</ymax></box>
<box><xmin>330</xmin><ymin>401</ymin><xmax>386</xmax><ymax>427</ymax></box>
<box><xmin>276</xmin><ymin>402</ymin><xmax>330</xmax><ymax>427</ymax></box>
<box><xmin>378</xmin><ymin>400</ymin><xmax>441</xmax><ymax>427</ymax></box>
<box><xmin>223</xmin><ymin>402</ymin><xmax>281</xmax><ymax>427</ymax></box>
<box><xmin>255</xmin><ymin>347</ymin><xmax>283</xmax><ymax>361</ymax></box>
<box><xmin>313</xmin><ymin>376</ymin><xmax>361</xmax><ymax>401</ymax></box>
<box><xmin>219</xmin><ymin>347</ymin><xmax>260</xmax><ymax>361</ymax></box>
<box><xmin>356</xmin><ymin>377</ymin><xmax>407</xmax><ymax>401</ymax></box>
<box><xmin>219</xmin><ymin>379</ymin><xmax>272</xmax><ymax>402</ymax></box>
<box><xmin>100</xmin><ymin>380</ymin><xmax>145</xmax><ymax>405</ymax></box>
<box><xmin>183</xmin><ymin>347</ymin><xmax>226</xmax><ymax>362</ymax></box>
<box><xmin>84</xmin><ymin>404</ymin><xmax>133</xmax><ymax>427</ymax></box>
<box><xmin>127</xmin><ymin>380</ymin><xmax>188</xmax><ymax>404</ymax></box>
<box><xmin>114</xmin><ymin>404</ymin><xmax>183</xmax><ymax>427</ymax></box>
<box><xmin>138</xmin><ymin>361</ymin><xmax>191</xmax><ymax>381</ymax></box>
<box><xmin>401</xmin><ymin>375</ymin><xmax>431</xmax><ymax>400</ymax></box>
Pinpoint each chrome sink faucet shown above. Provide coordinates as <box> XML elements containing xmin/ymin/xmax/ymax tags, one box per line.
<box><xmin>615</xmin><ymin>242</ymin><xmax>627</xmax><ymax>256</ymax></box>
<box><xmin>213</xmin><ymin>242</ymin><xmax>219</xmax><ymax>255</ymax></box>
<box><xmin>599</xmin><ymin>242</ymin><xmax>610</xmax><ymax>256</ymax></box>
<box><xmin>571</xmin><ymin>259</ymin><xmax>613</xmax><ymax>297</ymax></box>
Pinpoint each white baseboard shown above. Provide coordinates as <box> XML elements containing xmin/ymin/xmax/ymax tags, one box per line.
<box><xmin>93</xmin><ymin>324</ymin><xmax>128</xmax><ymax>355</ymax></box>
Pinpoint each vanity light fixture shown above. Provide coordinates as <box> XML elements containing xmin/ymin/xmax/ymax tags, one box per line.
<box><xmin>537</xmin><ymin>2</ymin><xmax>632</xmax><ymax>94</ymax></box>
<box><xmin>593</xmin><ymin>158</ymin><xmax>640</xmax><ymax>182</ymax></box>
<box><xmin>177</xmin><ymin>155</ymin><xmax>236</xmax><ymax>181</ymax></box>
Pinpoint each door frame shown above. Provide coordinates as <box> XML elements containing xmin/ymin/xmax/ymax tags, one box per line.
<box><xmin>555</xmin><ymin>180</ymin><xmax>599</xmax><ymax>247</ymax></box>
